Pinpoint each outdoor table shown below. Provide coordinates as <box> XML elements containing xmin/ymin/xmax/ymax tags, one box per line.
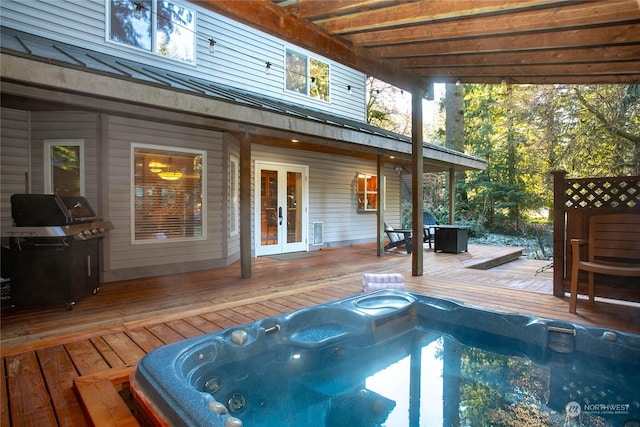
<box><xmin>433</xmin><ymin>225</ymin><xmax>470</xmax><ymax>253</ymax></box>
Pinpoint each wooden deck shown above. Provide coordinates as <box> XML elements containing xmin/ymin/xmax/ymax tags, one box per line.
<box><xmin>1</xmin><ymin>243</ymin><xmax>638</xmax><ymax>426</ymax></box>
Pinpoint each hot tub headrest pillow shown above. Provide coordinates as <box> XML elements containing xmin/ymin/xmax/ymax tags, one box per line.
<box><xmin>362</xmin><ymin>273</ymin><xmax>405</xmax><ymax>292</ymax></box>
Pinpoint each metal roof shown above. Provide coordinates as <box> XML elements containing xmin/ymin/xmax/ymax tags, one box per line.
<box><xmin>0</xmin><ymin>26</ymin><xmax>485</xmax><ymax>169</ymax></box>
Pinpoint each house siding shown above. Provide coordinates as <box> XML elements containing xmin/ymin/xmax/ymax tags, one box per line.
<box><xmin>252</xmin><ymin>145</ymin><xmax>402</xmax><ymax>248</ymax></box>
<box><xmin>0</xmin><ymin>0</ymin><xmax>366</xmax><ymax>121</ymax></box>
<box><xmin>30</xmin><ymin>112</ymin><xmax>100</xmax><ymax>207</ymax></box>
<box><xmin>0</xmin><ymin>105</ymin><xmax>402</xmax><ymax>283</ymax></box>
<box><xmin>102</xmin><ymin>115</ymin><xmax>226</xmax><ymax>281</ymax></box>
<box><xmin>0</xmin><ymin>1</ymin><xmax>411</xmax><ymax>285</ymax></box>
<box><xmin>0</xmin><ymin>108</ymin><xmax>31</xmax><ymax>230</ymax></box>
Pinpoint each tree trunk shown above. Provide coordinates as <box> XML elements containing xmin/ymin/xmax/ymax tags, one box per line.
<box><xmin>445</xmin><ymin>83</ymin><xmax>466</xmax><ymax>213</ymax></box>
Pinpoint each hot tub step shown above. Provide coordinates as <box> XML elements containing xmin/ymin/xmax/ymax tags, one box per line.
<box><xmin>464</xmin><ymin>248</ymin><xmax>523</xmax><ymax>270</ymax></box>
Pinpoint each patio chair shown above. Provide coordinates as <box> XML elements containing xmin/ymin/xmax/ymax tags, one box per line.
<box><xmin>535</xmin><ymin>227</ymin><xmax>553</xmax><ymax>276</ymax></box>
<box><xmin>423</xmin><ymin>212</ymin><xmax>437</xmax><ymax>249</ymax></box>
<box><xmin>384</xmin><ymin>223</ymin><xmax>412</xmax><ymax>254</ymax></box>
<box><xmin>362</xmin><ymin>273</ymin><xmax>405</xmax><ymax>292</ymax></box>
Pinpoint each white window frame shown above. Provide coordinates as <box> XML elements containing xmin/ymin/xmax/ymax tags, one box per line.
<box><xmin>130</xmin><ymin>143</ymin><xmax>207</xmax><ymax>244</ymax></box>
<box><xmin>44</xmin><ymin>139</ymin><xmax>85</xmax><ymax>196</ymax></box>
<box><xmin>106</xmin><ymin>0</ymin><xmax>196</xmax><ymax>64</ymax></box>
<box><xmin>229</xmin><ymin>154</ymin><xmax>239</xmax><ymax>236</ymax></box>
<box><xmin>284</xmin><ymin>47</ymin><xmax>331</xmax><ymax>103</ymax></box>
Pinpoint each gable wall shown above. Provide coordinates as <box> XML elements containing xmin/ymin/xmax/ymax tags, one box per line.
<box><xmin>0</xmin><ymin>0</ymin><xmax>367</xmax><ymax>121</ymax></box>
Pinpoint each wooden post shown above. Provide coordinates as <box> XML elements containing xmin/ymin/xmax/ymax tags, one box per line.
<box><xmin>448</xmin><ymin>167</ymin><xmax>455</xmax><ymax>224</ymax></box>
<box><xmin>411</xmin><ymin>89</ymin><xmax>424</xmax><ymax>276</ymax></box>
<box><xmin>377</xmin><ymin>153</ymin><xmax>385</xmax><ymax>257</ymax></box>
<box><xmin>240</xmin><ymin>131</ymin><xmax>252</xmax><ymax>278</ymax></box>
<box><xmin>551</xmin><ymin>170</ymin><xmax>566</xmax><ymax>297</ymax></box>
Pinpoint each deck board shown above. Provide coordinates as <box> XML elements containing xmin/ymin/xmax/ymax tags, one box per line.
<box><xmin>181</xmin><ymin>315</ymin><xmax>222</xmax><ymax>334</ymax></box>
<box><xmin>64</xmin><ymin>340</ymin><xmax>112</xmax><ymax>375</ymax></box>
<box><xmin>88</xmin><ymin>336</ymin><xmax>127</xmax><ymax>369</ymax></box>
<box><xmin>5</xmin><ymin>351</ymin><xmax>58</xmax><ymax>426</ymax></box>
<box><xmin>1</xmin><ymin>243</ymin><xmax>638</xmax><ymax>426</ymax></box>
<box><xmin>124</xmin><ymin>328</ymin><xmax>166</xmax><ymax>354</ymax></box>
<box><xmin>36</xmin><ymin>345</ymin><xmax>90</xmax><ymax>427</ymax></box>
<box><xmin>144</xmin><ymin>323</ymin><xmax>186</xmax><ymax>346</ymax></box>
<box><xmin>100</xmin><ymin>333</ymin><xmax>146</xmax><ymax>366</ymax></box>
<box><xmin>1</xmin><ymin>359</ymin><xmax>9</xmax><ymax>427</ymax></box>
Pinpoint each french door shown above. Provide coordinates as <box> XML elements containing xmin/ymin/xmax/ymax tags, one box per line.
<box><xmin>255</xmin><ymin>162</ymin><xmax>308</xmax><ymax>256</ymax></box>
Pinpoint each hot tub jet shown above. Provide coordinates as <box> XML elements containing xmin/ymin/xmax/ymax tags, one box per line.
<box><xmin>226</xmin><ymin>393</ymin><xmax>246</xmax><ymax>413</ymax></box>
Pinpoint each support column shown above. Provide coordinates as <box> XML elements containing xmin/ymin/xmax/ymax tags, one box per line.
<box><xmin>411</xmin><ymin>89</ymin><xmax>424</xmax><ymax>276</ymax></box>
<box><xmin>448</xmin><ymin>168</ymin><xmax>455</xmax><ymax>224</ymax></box>
<box><xmin>377</xmin><ymin>154</ymin><xmax>385</xmax><ymax>257</ymax></box>
<box><xmin>239</xmin><ymin>131</ymin><xmax>252</xmax><ymax>278</ymax></box>
<box><xmin>552</xmin><ymin>170</ymin><xmax>566</xmax><ymax>297</ymax></box>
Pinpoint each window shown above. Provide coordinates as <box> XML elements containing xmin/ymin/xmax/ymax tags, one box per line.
<box><xmin>109</xmin><ymin>0</ymin><xmax>195</xmax><ymax>63</ymax></box>
<box><xmin>285</xmin><ymin>49</ymin><xmax>330</xmax><ymax>102</ymax></box>
<box><xmin>357</xmin><ymin>173</ymin><xmax>378</xmax><ymax>211</ymax></box>
<box><xmin>229</xmin><ymin>155</ymin><xmax>239</xmax><ymax>236</ymax></box>
<box><xmin>132</xmin><ymin>144</ymin><xmax>205</xmax><ymax>242</ymax></box>
<box><xmin>44</xmin><ymin>139</ymin><xmax>84</xmax><ymax>196</ymax></box>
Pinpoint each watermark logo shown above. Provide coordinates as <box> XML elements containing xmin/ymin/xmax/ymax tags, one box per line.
<box><xmin>566</xmin><ymin>401</ymin><xmax>581</xmax><ymax>418</ymax></box>
<box><xmin>566</xmin><ymin>401</ymin><xmax>631</xmax><ymax>417</ymax></box>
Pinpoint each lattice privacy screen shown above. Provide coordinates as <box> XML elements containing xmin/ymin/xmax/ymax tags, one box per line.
<box><xmin>565</xmin><ymin>176</ymin><xmax>639</xmax><ymax>210</ymax></box>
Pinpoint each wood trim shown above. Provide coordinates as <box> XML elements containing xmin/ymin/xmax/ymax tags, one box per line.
<box><xmin>73</xmin><ymin>366</ymin><xmax>139</xmax><ymax>427</ymax></box>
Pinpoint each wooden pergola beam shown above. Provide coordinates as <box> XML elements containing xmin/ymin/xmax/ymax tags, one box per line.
<box><xmin>337</xmin><ymin>0</ymin><xmax>638</xmax><ymax>43</ymax></box>
<box><xmin>312</xmin><ymin>0</ymin><xmax>574</xmax><ymax>33</ymax></box>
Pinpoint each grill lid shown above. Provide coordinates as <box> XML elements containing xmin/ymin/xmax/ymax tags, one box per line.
<box><xmin>11</xmin><ymin>194</ymin><xmax>100</xmax><ymax>226</ymax></box>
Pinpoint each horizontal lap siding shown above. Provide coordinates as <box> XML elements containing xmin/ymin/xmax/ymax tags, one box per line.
<box><xmin>105</xmin><ymin>115</ymin><xmax>224</xmax><ymax>274</ymax></box>
<box><xmin>252</xmin><ymin>145</ymin><xmax>402</xmax><ymax>247</ymax></box>
<box><xmin>0</xmin><ymin>108</ymin><xmax>30</xmax><ymax>231</ymax></box>
<box><xmin>1</xmin><ymin>0</ymin><xmax>366</xmax><ymax>122</ymax></box>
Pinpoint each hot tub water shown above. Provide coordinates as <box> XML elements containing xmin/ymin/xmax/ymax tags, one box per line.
<box><xmin>131</xmin><ymin>290</ymin><xmax>640</xmax><ymax>427</ymax></box>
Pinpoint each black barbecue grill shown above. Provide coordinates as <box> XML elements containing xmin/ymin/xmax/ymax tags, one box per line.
<box><xmin>5</xmin><ymin>194</ymin><xmax>113</xmax><ymax>310</ymax></box>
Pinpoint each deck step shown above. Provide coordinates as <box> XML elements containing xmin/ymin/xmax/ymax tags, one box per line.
<box><xmin>463</xmin><ymin>247</ymin><xmax>523</xmax><ymax>270</ymax></box>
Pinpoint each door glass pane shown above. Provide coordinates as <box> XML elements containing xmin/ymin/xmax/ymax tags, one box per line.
<box><xmin>261</xmin><ymin>170</ymin><xmax>278</xmax><ymax>246</ymax></box>
<box><xmin>287</xmin><ymin>171</ymin><xmax>302</xmax><ymax>243</ymax></box>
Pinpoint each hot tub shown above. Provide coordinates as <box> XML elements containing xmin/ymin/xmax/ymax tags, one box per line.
<box><xmin>130</xmin><ymin>290</ymin><xmax>640</xmax><ymax>427</ymax></box>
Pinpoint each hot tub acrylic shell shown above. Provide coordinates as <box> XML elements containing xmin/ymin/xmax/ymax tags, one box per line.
<box><xmin>130</xmin><ymin>290</ymin><xmax>640</xmax><ymax>427</ymax></box>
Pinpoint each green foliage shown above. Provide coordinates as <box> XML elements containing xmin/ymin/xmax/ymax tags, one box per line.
<box><xmin>460</xmin><ymin>84</ymin><xmax>639</xmax><ymax>233</ymax></box>
<box><xmin>459</xmin><ymin>347</ymin><xmax>555</xmax><ymax>427</ymax></box>
<box><xmin>366</xmin><ymin>77</ymin><xmax>412</xmax><ymax>135</ymax></box>
<box><xmin>369</xmin><ymin>78</ymin><xmax>640</xmax><ymax>235</ymax></box>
